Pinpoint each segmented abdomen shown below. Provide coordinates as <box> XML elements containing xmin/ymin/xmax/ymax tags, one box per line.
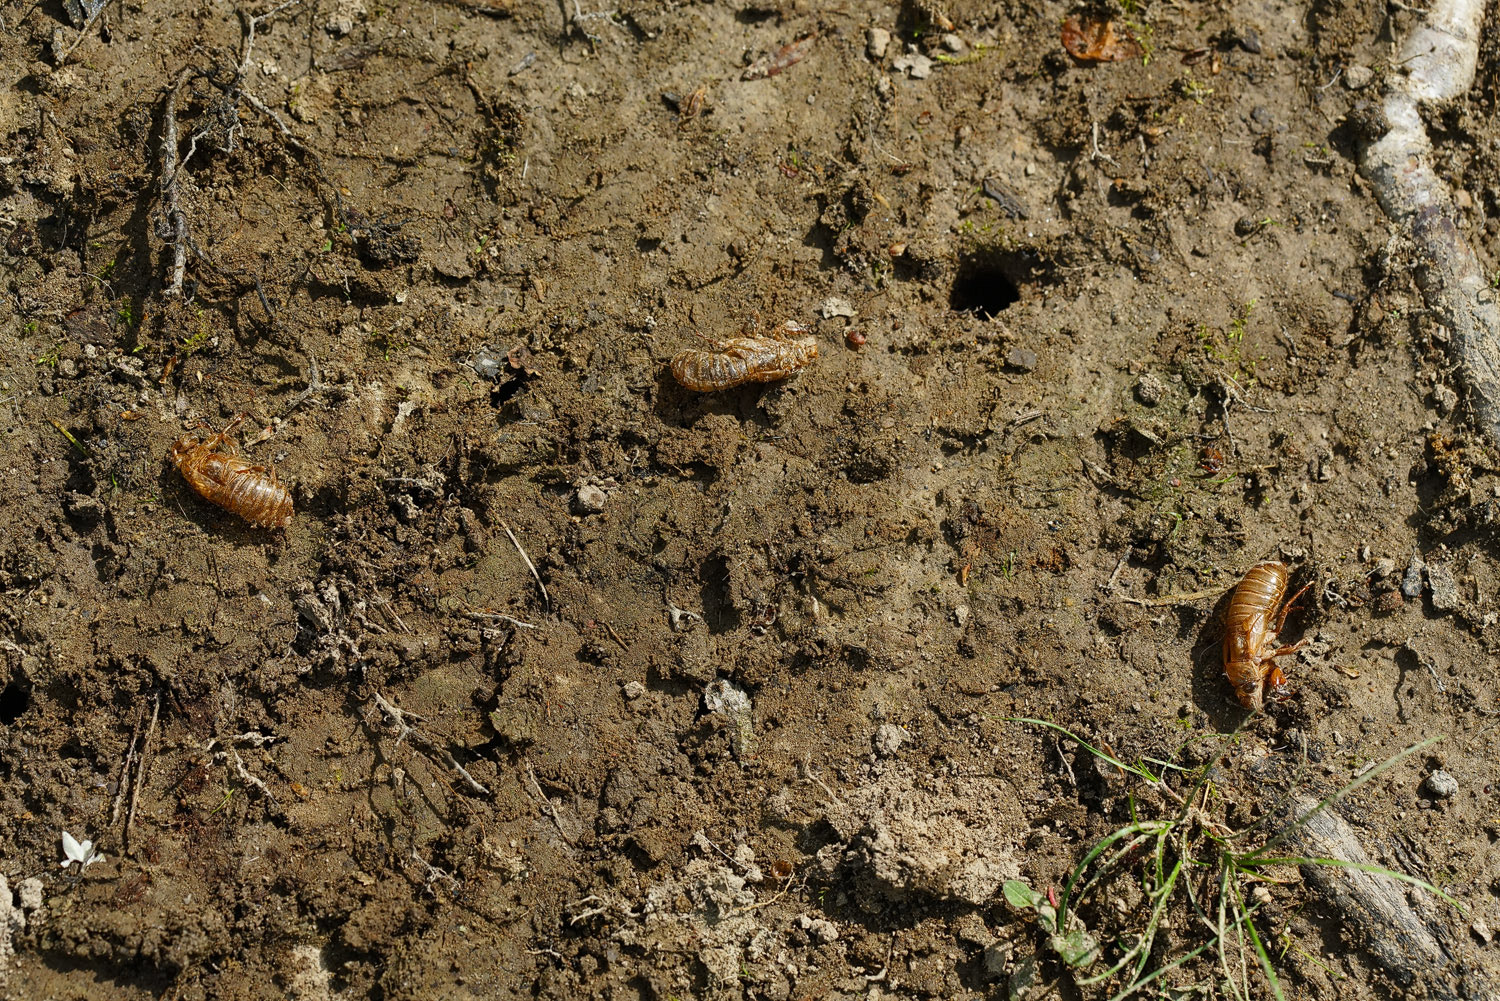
<box><xmin>178</xmin><ymin>450</ymin><xmax>293</xmax><ymax>529</ymax></box>
<box><xmin>670</xmin><ymin>329</ymin><xmax>818</xmax><ymax>391</ymax></box>
<box><xmin>1225</xmin><ymin>560</ymin><xmax>1287</xmax><ymax>633</ymax></box>
<box><xmin>214</xmin><ymin>459</ymin><xmax>294</xmax><ymax>529</ymax></box>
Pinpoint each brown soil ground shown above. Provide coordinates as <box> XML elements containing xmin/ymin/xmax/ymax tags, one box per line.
<box><xmin>2</xmin><ymin>0</ymin><xmax>1499</xmax><ymax>997</ymax></box>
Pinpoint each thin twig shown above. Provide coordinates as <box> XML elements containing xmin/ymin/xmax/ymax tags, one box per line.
<box><xmin>466</xmin><ymin>611</ymin><xmax>537</xmax><ymax>629</ymax></box>
<box><xmin>372</xmin><ymin>691</ymin><xmax>491</xmax><ymax>795</ymax></box>
<box><xmin>1120</xmin><ymin>586</ymin><xmax>1223</xmax><ymax>606</ymax></box>
<box><xmin>230</xmin><ymin>748</ymin><xmax>273</xmax><ymax>797</ymax></box>
<box><xmin>54</xmin><ymin>0</ymin><xmax>111</xmax><ymax>65</ymax></box>
<box><xmin>238</xmin><ymin>0</ymin><xmax>304</xmax><ymax>79</ymax></box>
<box><xmin>124</xmin><ymin>693</ymin><xmax>160</xmax><ymax>854</ymax></box>
<box><xmin>161</xmin><ymin>69</ymin><xmax>193</xmax><ymax>297</ymax></box>
<box><xmin>111</xmin><ymin>710</ymin><xmax>144</xmax><ymax>825</ymax></box>
<box><xmin>501</xmin><ymin>521</ymin><xmax>550</xmax><ymax>609</ymax></box>
<box><xmin>1056</xmin><ymin>738</ymin><xmax>1078</xmax><ymax>787</ymax></box>
<box><xmin>281</xmin><ymin>353</ymin><xmax>321</xmax><ymax>415</ymax></box>
<box><xmin>374</xmin><ymin>593</ymin><xmax>411</xmax><ymax>634</ymax></box>
<box><xmin>524</xmin><ymin>758</ymin><xmax>576</xmax><ymax>844</ymax></box>
<box><xmin>1090</xmin><ymin>121</ymin><xmax>1121</xmax><ymax>168</ymax></box>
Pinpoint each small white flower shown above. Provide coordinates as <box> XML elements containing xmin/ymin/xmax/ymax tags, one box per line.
<box><xmin>60</xmin><ymin>831</ymin><xmax>103</xmax><ymax>870</ymax></box>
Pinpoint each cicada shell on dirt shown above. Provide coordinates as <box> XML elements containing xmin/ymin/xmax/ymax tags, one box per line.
<box><xmin>170</xmin><ymin>416</ymin><xmax>293</xmax><ymax>529</ymax></box>
<box><xmin>1222</xmin><ymin>560</ymin><xmax>1309</xmax><ymax>711</ymax></box>
<box><xmin>670</xmin><ymin>321</ymin><xmax>819</xmax><ymax>391</ymax></box>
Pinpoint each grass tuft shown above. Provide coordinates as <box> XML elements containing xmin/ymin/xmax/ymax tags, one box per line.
<box><xmin>999</xmin><ymin>717</ymin><xmax>1453</xmax><ymax>998</ymax></box>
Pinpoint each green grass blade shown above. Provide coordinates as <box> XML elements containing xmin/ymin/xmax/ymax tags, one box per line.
<box><xmin>1104</xmin><ymin>935</ymin><xmax>1217</xmax><ymax>1001</ymax></box>
<box><xmin>1232</xmin><ymin>880</ymin><xmax>1285</xmax><ymax>1001</ymax></box>
<box><xmin>1059</xmin><ymin>822</ymin><xmax>1171</xmax><ymax>925</ymax></box>
<box><xmin>1000</xmin><ymin>717</ymin><xmax>1161</xmax><ymax>783</ymax></box>
<box><xmin>1245</xmin><ymin>735</ymin><xmax>1442</xmax><ymax>861</ymax></box>
<box><xmin>1251</xmin><ymin>855</ymin><xmax>1463</xmax><ymax>911</ymax></box>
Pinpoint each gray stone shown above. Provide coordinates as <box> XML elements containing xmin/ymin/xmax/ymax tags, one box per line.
<box><xmin>894</xmin><ymin>50</ymin><xmax>933</xmax><ymax>79</ymax></box>
<box><xmin>1343</xmin><ymin>64</ymin><xmax>1375</xmax><ymax>90</ymax></box>
<box><xmin>1005</xmin><ymin>347</ymin><xmax>1037</xmax><ymax>372</ymax></box>
<box><xmin>573</xmin><ymin>482</ymin><xmax>608</xmax><ymax>514</ymax></box>
<box><xmin>1401</xmin><ymin>552</ymin><xmax>1425</xmax><ymax>598</ymax></box>
<box><xmin>872</xmin><ymin>723</ymin><xmax>906</xmax><ymax>757</ymax></box>
<box><xmin>1426</xmin><ymin>561</ymin><xmax>1460</xmax><ymax>611</ymax></box>
<box><xmin>1135</xmin><ymin>373</ymin><xmax>1165</xmax><ymax>406</ymax></box>
<box><xmin>1424</xmin><ymin>769</ymin><xmax>1458</xmax><ymax>799</ymax></box>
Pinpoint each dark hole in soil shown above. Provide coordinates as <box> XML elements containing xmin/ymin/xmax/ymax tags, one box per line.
<box><xmin>0</xmin><ymin>681</ymin><xmax>31</xmax><ymax>723</ymax></box>
<box><xmin>950</xmin><ymin>268</ymin><xmax>1020</xmax><ymax>317</ymax></box>
<box><xmin>950</xmin><ymin>249</ymin><xmax>1051</xmax><ymax>318</ymax></box>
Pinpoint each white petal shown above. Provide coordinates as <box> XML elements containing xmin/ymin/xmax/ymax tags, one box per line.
<box><xmin>61</xmin><ymin>831</ymin><xmax>84</xmax><ymax>861</ymax></box>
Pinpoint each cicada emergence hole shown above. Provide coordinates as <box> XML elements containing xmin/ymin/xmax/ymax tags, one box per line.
<box><xmin>0</xmin><ymin>679</ymin><xmax>31</xmax><ymax>723</ymax></box>
<box><xmin>949</xmin><ymin>249</ymin><xmax>1051</xmax><ymax>318</ymax></box>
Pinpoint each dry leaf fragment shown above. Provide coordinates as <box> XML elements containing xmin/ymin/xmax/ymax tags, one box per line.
<box><xmin>1061</xmin><ymin>14</ymin><xmax>1139</xmax><ymax>62</ymax></box>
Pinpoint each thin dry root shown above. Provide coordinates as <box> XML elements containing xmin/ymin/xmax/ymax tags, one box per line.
<box><xmin>1361</xmin><ymin>0</ymin><xmax>1500</xmax><ymax>448</ymax></box>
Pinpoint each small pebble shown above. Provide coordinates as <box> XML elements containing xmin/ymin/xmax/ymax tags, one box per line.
<box><xmin>1135</xmin><ymin>373</ymin><xmax>1165</xmax><ymax>406</ymax></box>
<box><xmin>1426</xmin><ymin>561</ymin><xmax>1459</xmax><ymax>611</ymax></box>
<box><xmin>821</xmin><ymin>297</ymin><xmax>856</xmax><ymax>319</ymax></box>
<box><xmin>1472</xmin><ymin>919</ymin><xmax>1494</xmax><ymax>944</ymax></box>
<box><xmin>893</xmin><ymin>51</ymin><xmax>933</xmax><ymax>79</ymax></box>
<box><xmin>18</xmin><ymin>878</ymin><xmax>43</xmax><ymax>911</ymax></box>
<box><xmin>797</xmin><ymin>915</ymin><xmax>839</xmax><ymax>943</ymax></box>
<box><xmin>1237</xmin><ymin>27</ymin><xmax>1262</xmax><ymax>54</ymax></box>
<box><xmin>1424</xmin><ymin>770</ymin><xmax>1458</xmax><ymax>799</ymax></box>
<box><xmin>1343</xmin><ymin>64</ymin><xmax>1374</xmax><ymax>90</ymax></box>
<box><xmin>573</xmin><ymin>483</ymin><xmax>608</xmax><ymax>514</ymax></box>
<box><xmin>941</xmin><ymin>33</ymin><xmax>965</xmax><ymax>53</ymax></box>
<box><xmin>622</xmin><ymin>680</ymin><xmax>646</xmax><ymax>700</ymax></box>
<box><xmin>1005</xmin><ymin>347</ymin><xmax>1037</xmax><ymax>372</ymax></box>
<box><xmin>1401</xmin><ymin>552</ymin><xmax>1425</xmax><ymax>598</ymax></box>
<box><xmin>866</xmin><ymin>26</ymin><xmax>890</xmax><ymax>60</ymax></box>
<box><xmin>872</xmin><ymin>723</ymin><xmax>906</xmax><ymax>757</ymax></box>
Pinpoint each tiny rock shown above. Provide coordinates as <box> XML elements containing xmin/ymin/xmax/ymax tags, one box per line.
<box><xmin>1401</xmin><ymin>552</ymin><xmax>1425</xmax><ymax>598</ymax></box>
<box><xmin>982</xmin><ymin>941</ymin><xmax>1011</xmax><ymax>980</ymax></box>
<box><xmin>17</xmin><ymin>878</ymin><xmax>43</xmax><ymax>911</ymax></box>
<box><xmin>1426</xmin><ymin>561</ymin><xmax>1459</xmax><ymax>611</ymax></box>
<box><xmin>866</xmin><ymin>26</ymin><xmax>890</xmax><ymax>60</ymax></box>
<box><xmin>622</xmin><ymin>680</ymin><xmax>646</xmax><ymax>700</ymax></box>
<box><xmin>1424</xmin><ymin>769</ymin><xmax>1459</xmax><ymax>799</ymax></box>
<box><xmin>1472</xmin><ymin>919</ymin><xmax>1494</xmax><ymax>944</ymax></box>
<box><xmin>1343</xmin><ymin>64</ymin><xmax>1375</xmax><ymax>90</ymax></box>
<box><xmin>1135</xmin><ymin>373</ymin><xmax>1165</xmax><ymax>406</ymax></box>
<box><xmin>573</xmin><ymin>482</ymin><xmax>608</xmax><ymax>514</ymax></box>
<box><xmin>1005</xmin><ymin>347</ymin><xmax>1037</xmax><ymax>372</ymax></box>
<box><xmin>872</xmin><ymin>723</ymin><xmax>906</xmax><ymax>757</ymax></box>
<box><xmin>797</xmin><ymin>915</ymin><xmax>839</xmax><ymax>943</ymax></box>
<box><xmin>893</xmin><ymin>50</ymin><xmax>933</xmax><ymax>79</ymax></box>
<box><xmin>941</xmin><ymin>33</ymin><xmax>965</xmax><ymax>52</ymax></box>
<box><xmin>821</xmin><ymin>296</ymin><xmax>856</xmax><ymax>319</ymax></box>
